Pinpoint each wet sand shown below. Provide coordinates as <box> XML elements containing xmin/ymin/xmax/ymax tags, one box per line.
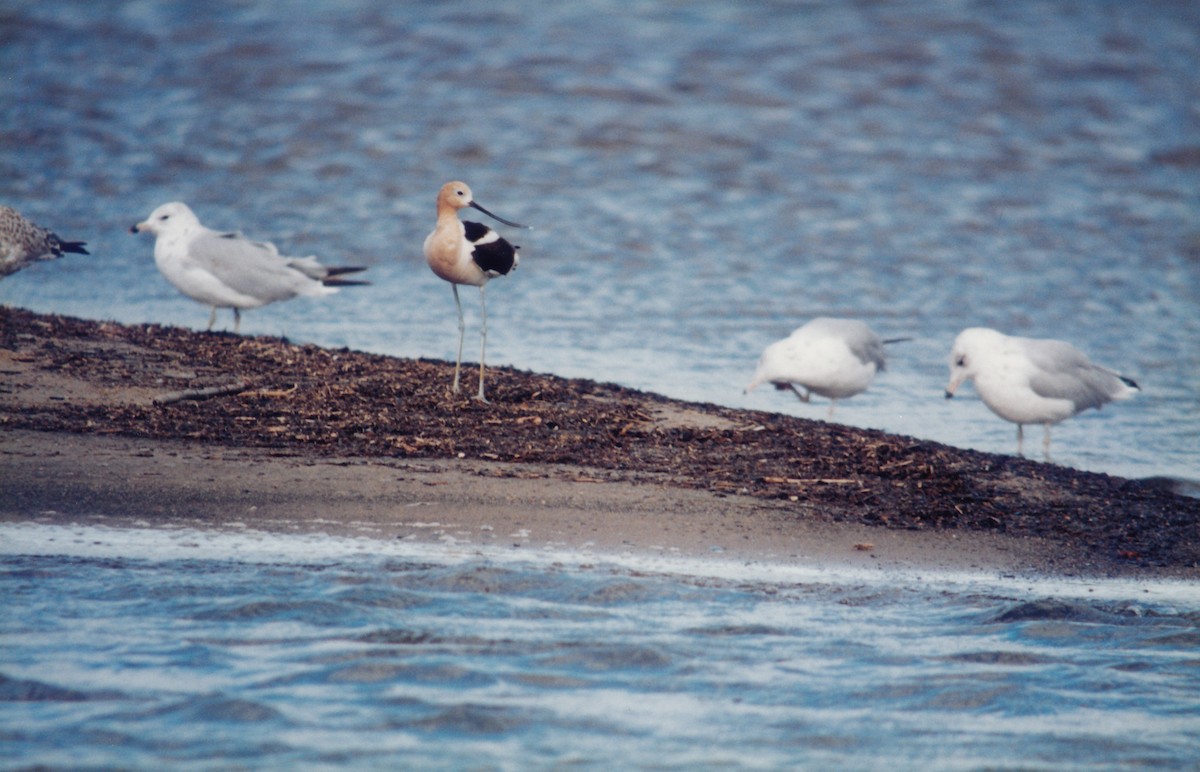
<box><xmin>2</xmin><ymin>307</ymin><xmax>1197</xmax><ymax>578</ymax></box>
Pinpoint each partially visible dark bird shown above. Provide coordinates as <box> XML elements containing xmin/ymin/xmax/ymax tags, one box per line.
<box><xmin>1</xmin><ymin>205</ymin><xmax>89</xmax><ymax>278</ymax></box>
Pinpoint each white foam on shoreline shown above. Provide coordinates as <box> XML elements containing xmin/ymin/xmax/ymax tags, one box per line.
<box><xmin>2</xmin><ymin>519</ymin><xmax>1197</xmax><ymax>607</ymax></box>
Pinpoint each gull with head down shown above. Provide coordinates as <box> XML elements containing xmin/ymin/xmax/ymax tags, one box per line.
<box><xmin>746</xmin><ymin>317</ymin><xmax>909</xmax><ymax>419</ymax></box>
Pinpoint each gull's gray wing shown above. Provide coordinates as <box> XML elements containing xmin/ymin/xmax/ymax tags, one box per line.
<box><xmin>1025</xmin><ymin>338</ymin><xmax>1126</xmax><ymax>411</ymax></box>
<box><xmin>848</xmin><ymin>332</ymin><xmax>886</xmax><ymax>371</ymax></box>
<box><xmin>187</xmin><ymin>232</ymin><xmax>313</xmax><ymax>303</ymax></box>
<box><xmin>826</xmin><ymin>319</ymin><xmax>887</xmax><ymax>371</ymax></box>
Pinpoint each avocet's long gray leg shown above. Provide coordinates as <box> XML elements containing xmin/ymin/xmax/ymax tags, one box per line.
<box><xmin>451</xmin><ymin>284</ymin><xmax>465</xmax><ymax>394</ymax></box>
<box><xmin>475</xmin><ymin>285</ymin><xmax>489</xmax><ymax>403</ymax></box>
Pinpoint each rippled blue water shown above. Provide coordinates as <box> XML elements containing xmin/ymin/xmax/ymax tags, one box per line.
<box><xmin>3</xmin><ymin>523</ymin><xmax>1199</xmax><ymax>769</ymax></box>
<box><xmin>1</xmin><ymin>0</ymin><xmax>1196</xmax><ymax>479</ymax></box>
<box><xmin>3</xmin><ymin>5</ymin><xmax>1199</xmax><ymax>766</ymax></box>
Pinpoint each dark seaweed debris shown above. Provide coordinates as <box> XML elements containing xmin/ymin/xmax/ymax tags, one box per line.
<box><xmin>2</xmin><ymin>306</ymin><xmax>1197</xmax><ymax>571</ymax></box>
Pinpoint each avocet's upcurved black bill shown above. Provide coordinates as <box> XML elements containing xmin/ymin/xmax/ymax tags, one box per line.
<box><xmin>469</xmin><ymin>201</ymin><xmax>529</xmax><ymax>229</ymax></box>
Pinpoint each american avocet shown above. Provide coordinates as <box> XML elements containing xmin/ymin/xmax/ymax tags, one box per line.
<box><xmin>423</xmin><ymin>181</ymin><xmax>528</xmax><ymax>402</ymax></box>
<box><xmin>1</xmin><ymin>205</ymin><xmax>89</xmax><ymax>278</ymax></box>
<box><xmin>745</xmin><ymin>317</ymin><xmax>908</xmax><ymax>419</ymax></box>
<box><xmin>131</xmin><ymin>202</ymin><xmax>368</xmax><ymax>333</ymax></box>
<box><xmin>945</xmin><ymin>327</ymin><xmax>1139</xmax><ymax>458</ymax></box>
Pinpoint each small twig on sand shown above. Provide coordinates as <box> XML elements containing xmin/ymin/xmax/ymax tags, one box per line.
<box><xmin>761</xmin><ymin>476</ymin><xmax>859</xmax><ymax>485</ymax></box>
<box><xmin>154</xmin><ymin>382</ymin><xmax>250</xmax><ymax>405</ymax></box>
<box><xmin>253</xmin><ymin>384</ymin><xmax>299</xmax><ymax>398</ymax></box>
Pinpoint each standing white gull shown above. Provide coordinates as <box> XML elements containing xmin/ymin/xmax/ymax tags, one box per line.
<box><xmin>423</xmin><ymin>181</ymin><xmax>529</xmax><ymax>402</ymax></box>
<box><xmin>1</xmin><ymin>205</ymin><xmax>89</xmax><ymax>278</ymax></box>
<box><xmin>745</xmin><ymin>317</ymin><xmax>908</xmax><ymax>418</ymax></box>
<box><xmin>131</xmin><ymin>202</ymin><xmax>368</xmax><ymax>333</ymax></box>
<box><xmin>944</xmin><ymin>327</ymin><xmax>1139</xmax><ymax>458</ymax></box>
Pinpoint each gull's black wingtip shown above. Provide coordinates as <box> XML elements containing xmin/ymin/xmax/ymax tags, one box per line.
<box><xmin>325</xmin><ymin>265</ymin><xmax>369</xmax><ymax>278</ymax></box>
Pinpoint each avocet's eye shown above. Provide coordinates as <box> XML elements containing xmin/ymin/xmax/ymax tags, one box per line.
<box><xmin>955</xmin><ymin>356</ymin><xmax>966</xmax><ymax>367</ymax></box>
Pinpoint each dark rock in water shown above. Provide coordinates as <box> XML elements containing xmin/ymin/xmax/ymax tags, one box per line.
<box><xmin>1140</xmin><ymin>476</ymin><xmax>1200</xmax><ymax>500</ymax></box>
<box><xmin>0</xmin><ymin>673</ymin><xmax>98</xmax><ymax>702</ymax></box>
<box><xmin>991</xmin><ymin>600</ymin><xmax>1119</xmax><ymax>625</ymax></box>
